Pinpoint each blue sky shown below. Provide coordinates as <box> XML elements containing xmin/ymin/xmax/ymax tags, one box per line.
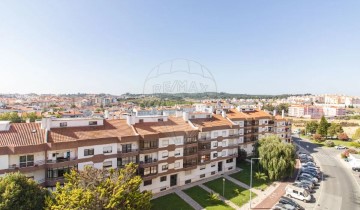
<box><xmin>0</xmin><ymin>1</ymin><xmax>359</xmax><ymax>95</ymax></box>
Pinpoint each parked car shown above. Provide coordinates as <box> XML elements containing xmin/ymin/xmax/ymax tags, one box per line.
<box><xmin>298</xmin><ymin>176</ymin><xmax>317</xmax><ymax>185</ymax></box>
<box><xmin>292</xmin><ymin>183</ymin><xmax>313</xmax><ymax>193</ymax></box>
<box><xmin>301</xmin><ymin>169</ymin><xmax>320</xmax><ymax>178</ymax></box>
<box><xmin>352</xmin><ymin>166</ymin><xmax>360</xmax><ymax>172</ymax></box>
<box><xmin>335</xmin><ymin>145</ymin><xmax>347</xmax><ymax>150</ymax></box>
<box><xmin>299</xmin><ymin>173</ymin><xmax>319</xmax><ymax>183</ymax></box>
<box><xmin>299</xmin><ymin>154</ymin><xmax>313</xmax><ymax>160</ymax></box>
<box><xmin>294</xmin><ymin>180</ymin><xmax>314</xmax><ymax>188</ymax></box>
<box><xmin>302</xmin><ymin>162</ymin><xmax>318</xmax><ymax>168</ymax></box>
<box><xmin>279</xmin><ymin>196</ymin><xmax>304</xmax><ymax>210</ymax></box>
<box><xmin>273</xmin><ymin>203</ymin><xmax>296</xmax><ymax>210</ymax></box>
<box><xmin>285</xmin><ymin>185</ymin><xmax>312</xmax><ymax>203</ymax></box>
<box><xmin>302</xmin><ymin>164</ymin><xmax>320</xmax><ymax>171</ymax></box>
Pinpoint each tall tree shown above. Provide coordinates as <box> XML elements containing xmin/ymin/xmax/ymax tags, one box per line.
<box><xmin>316</xmin><ymin>116</ymin><xmax>330</xmax><ymax>137</ymax></box>
<box><xmin>0</xmin><ymin>172</ymin><xmax>47</xmax><ymax>210</ymax></box>
<box><xmin>305</xmin><ymin>121</ymin><xmax>319</xmax><ymax>134</ymax></box>
<box><xmin>46</xmin><ymin>163</ymin><xmax>152</xmax><ymax>210</ymax></box>
<box><xmin>327</xmin><ymin>123</ymin><xmax>344</xmax><ymax>138</ymax></box>
<box><xmin>352</xmin><ymin>128</ymin><xmax>360</xmax><ymax>140</ymax></box>
<box><xmin>258</xmin><ymin>135</ymin><xmax>296</xmax><ymax>180</ymax></box>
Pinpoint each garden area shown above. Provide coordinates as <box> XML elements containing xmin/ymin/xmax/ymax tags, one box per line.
<box><xmin>183</xmin><ymin>186</ymin><xmax>233</xmax><ymax>210</ymax></box>
<box><xmin>151</xmin><ymin>193</ymin><xmax>194</xmax><ymax>210</ymax></box>
<box><xmin>203</xmin><ymin>178</ymin><xmax>256</xmax><ymax>207</ymax></box>
<box><xmin>232</xmin><ymin>161</ymin><xmax>269</xmax><ymax>191</ymax></box>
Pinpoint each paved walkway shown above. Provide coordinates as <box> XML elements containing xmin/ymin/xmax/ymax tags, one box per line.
<box><xmin>199</xmin><ymin>184</ymin><xmax>241</xmax><ymax>210</ymax></box>
<box><xmin>253</xmin><ymin>159</ymin><xmax>301</xmax><ymax>209</ymax></box>
<box><xmin>175</xmin><ymin>189</ymin><xmax>204</xmax><ymax>210</ymax></box>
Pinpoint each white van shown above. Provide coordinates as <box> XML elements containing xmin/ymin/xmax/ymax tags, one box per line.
<box><xmin>285</xmin><ymin>185</ymin><xmax>311</xmax><ymax>203</ymax></box>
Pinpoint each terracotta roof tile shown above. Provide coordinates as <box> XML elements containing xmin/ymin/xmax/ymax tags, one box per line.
<box><xmin>0</xmin><ymin>123</ymin><xmax>45</xmax><ymax>147</ymax></box>
<box><xmin>134</xmin><ymin>116</ymin><xmax>195</xmax><ymax>135</ymax></box>
<box><xmin>48</xmin><ymin>119</ymin><xmax>135</xmax><ymax>143</ymax></box>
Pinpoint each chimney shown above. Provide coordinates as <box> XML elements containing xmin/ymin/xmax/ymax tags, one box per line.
<box><xmin>222</xmin><ymin>110</ymin><xmax>227</xmax><ymax>118</ymax></box>
<box><xmin>273</xmin><ymin>110</ymin><xmax>277</xmax><ymax>116</ymax></box>
<box><xmin>282</xmin><ymin>110</ymin><xmax>285</xmax><ymax>118</ymax></box>
<box><xmin>182</xmin><ymin>112</ymin><xmax>189</xmax><ymax>122</ymax></box>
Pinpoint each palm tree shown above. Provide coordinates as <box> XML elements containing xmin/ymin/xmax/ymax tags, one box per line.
<box><xmin>255</xmin><ymin>172</ymin><xmax>268</xmax><ymax>181</ymax></box>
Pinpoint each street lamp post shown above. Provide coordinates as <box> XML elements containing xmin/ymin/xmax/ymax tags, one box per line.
<box><xmin>250</xmin><ymin>158</ymin><xmax>261</xmax><ymax>209</ymax></box>
<box><xmin>222</xmin><ymin>178</ymin><xmax>225</xmax><ymax>198</ymax></box>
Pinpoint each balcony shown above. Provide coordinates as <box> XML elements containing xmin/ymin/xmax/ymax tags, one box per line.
<box><xmin>198</xmin><ymin>136</ymin><xmax>212</xmax><ymax>141</ymax></box>
<box><xmin>47</xmin><ymin>157</ymin><xmax>76</xmax><ymax>164</ymax></box>
<box><xmin>139</xmin><ymin>158</ymin><xmax>158</xmax><ymax>167</ymax></box>
<box><xmin>9</xmin><ymin>160</ymin><xmax>46</xmax><ymax>169</ymax></box>
<box><xmin>118</xmin><ymin>149</ymin><xmax>139</xmax><ymax>157</ymax></box>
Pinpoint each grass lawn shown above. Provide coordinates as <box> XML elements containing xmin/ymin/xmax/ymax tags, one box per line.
<box><xmin>233</xmin><ymin>161</ymin><xmax>269</xmax><ymax>190</ymax></box>
<box><xmin>183</xmin><ymin>186</ymin><xmax>233</xmax><ymax>210</ymax></box>
<box><xmin>204</xmin><ymin>178</ymin><xmax>256</xmax><ymax>207</ymax></box>
<box><xmin>151</xmin><ymin>193</ymin><xmax>195</xmax><ymax>210</ymax></box>
<box><xmin>309</xmin><ymin>139</ymin><xmax>354</xmax><ymax>147</ymax></box>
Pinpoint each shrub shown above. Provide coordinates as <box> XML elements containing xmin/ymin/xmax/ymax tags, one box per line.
<box><xmin>338</xmin><ymin>133</ymin><xmax>349</xmax><ymax>141</ymax></box>
<box><xmin>350</xmin><ymin>140</ymin><xmax>360</xmax><ymax>148</ymax></box>
<box><xmin>325</xmin><ymin>140</ymin><xmax>335</xmax><ymax>147</ymax></box>
<box><xmin>208</xmin><ymin>191</ymin><xmax>220</xmax><ymax>202</ymax></box>
<box><xmin>313</xmin><ymin>134</ymin><xmax>323</xmax><ymax>142</ymax></box>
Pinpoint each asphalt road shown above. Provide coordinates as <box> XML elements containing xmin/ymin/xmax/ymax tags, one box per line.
<box><xmin>293</xmin><ymin>136</ymin><xmax>360</xmax><ymax>210</ymax></box>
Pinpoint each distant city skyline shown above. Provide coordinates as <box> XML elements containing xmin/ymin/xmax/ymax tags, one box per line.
<box><xmin>1</xmin><ymin>1</ymin><xmax>359</xmax><ymax>95</ymax></box>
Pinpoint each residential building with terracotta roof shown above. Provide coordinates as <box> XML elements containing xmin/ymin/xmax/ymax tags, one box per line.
<box><xmin>0</xmin><ymin>104</ymin><xmax>291</xmax><ymax>194</ymax></box>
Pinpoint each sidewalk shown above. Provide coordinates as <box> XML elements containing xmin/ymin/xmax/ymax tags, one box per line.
<box><xmin>252</xmin><ymin>159</ymin><xmax>300</xmax><ymax>209</ymax></box>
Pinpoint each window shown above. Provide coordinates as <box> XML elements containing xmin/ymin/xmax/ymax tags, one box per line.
<box><xmin>103</xmin><ymin>161</ymin><xmax>112</xmax><ymax>169</ymax></box>
<box><xmin>229</xmin><ymin>130</ymin><xmax>234</xmax><ymax>136</ymax></box>
<box><xmin>222</xmin><ymin>131</ymin><xmax>226</xmax><ymax>137</ymax></box>
<box><xmin>122</xmin><ymin>144</ymin><xmax>132</xmax><ymax>153</ymax></box>
<box><xmin>175</xmin><ymin>138</ymin><xmax>182</xmax><ymax>145</ymax></box>
<box><xmin>84</xmin><ymin>148</ymin><xmax>94</xmax><ymax>156</ymax></box>
<box><xmin>211</xmin><ymin>163</ymin><xmax>216</xmax><ymax>167</ymax></box>
<box><xmin>160</xmin><ymin>187</ymin><xmax>166</xmax><ymax>191</ymax></box>
<box><xmin>174</xmin><ymin>162</ymin><xmax>180</xmax><ymax>168</ymax></box>
<box><xmin>226</xmin><ymin>158</ymin><xmax>234</xmax><ymax>163</ymax></box>
<box><xmin>144</xmin><ymin>180</ymin><xmax>152</xmax><ymax>186</ymax></box>
<box><xmin>222</xmin><ymin>140</ymin><xmax>227</xmax><ymax>147</ymax></box>
<box><xmin>200</xmin><ymin>174</ymin><xmax>205</xmax><ymax>178</ymax></box>
<box><xmin>89</xmin><ymin>121</ymin><xmax>97</xmax><ymax>125</ymax></box>
<box><xmin>213</xmin><ymin>142</ymin><xmax>218</xmax><ymax>147</ymax></box>
<box><xmin>162</xmin><ymin>139</ymin><xmax>169</xmax><ymax>147</ymax></box>
<box><xmin>117</xmin><ymin>156</ymin><xmax>138</xmax><ymax>167</ymax></box>
<box><xmin>175</xmin><ymin>150</ymin><xmax>180</xmax><ymax>156</ymax></box>
<box><xmin>143</xmin><ymin>166</ymin><xmax>157</xmax><ymax>176</ymax></box>
<box><xmin>158</xmin><ymin>118</ymin><xmax>163</xmax><ymax>122</ymax></box>
<box><xmin>162</xmin><ymin>151</ymin><xmax>168</xmax><ymax>158</ymax></box>
<box><xmin>19</xmin><ymin>155</ymin><xmax>34</xmax><ymax>167</ymax></box>
<box><xmin>206</xmin><ymin>115</ymin><xmax>210</xmax><ymax>118</ymax></box>
<box><xmin>213</xmin><ymin>132</ymin><xmax>218</xmax><ymax>138</ymax></box>
<box><xmin>160</xmin><ymin>176</ymin><xmax>167</xmax><ymax>182</ymax></box>
<box><xmin>213</xmin><ymin>153</ymin><xmax>218</xmax><ymax>158</ymax></box>
<box><xmin>162</xmin><ymin>164</ymin><xmax>168</xmax><ymax>171</ymax></box>
<box><xmin>103</xmin><ymin>146</ymin><xmax>112</xmax><ymax>154</ymax></box>
<box><xmin>222</xmin><ymin>151</ymin><xmax>226</xmax><ymax>157</ymax></box>
<box><xmin>200</xmin><ymin>165</ymin><xmax>206</xmax><ymax>170</ymax></box>
<box><xmin>60</xmin><ymin>122</ymin><xmax>67</xmax><ymax>127</ymax></box>
<box><xmin>139</xmin><ymin>119</ymin><xmax>144</xmax><ymax>123</ymax></box>
<box><xmin>228</xmin><ymin>167</ymin><xmax>233</xmax><ymax>170</ymax></box>
<box><xmin>211</xmin><ymin>171</ymin><xmax>216</xmax><ymax>175</ymax></box>
<box><xmin>185</xmin><ymin>179</ymin><xmax>191</xmax><ymax>184</ymax></box>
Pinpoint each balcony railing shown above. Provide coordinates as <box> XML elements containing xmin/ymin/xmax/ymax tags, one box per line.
<box><xmin>9</xmin><ymin>160</ymin><xmax>45</xmax><ymax>169</ymax></box>
<box><xmin>118</xmin><ymin>149</ymin><xmax>138</xmax><ymax>154</ymax></box>
<box><xmin>139</xmin><ymin>158</ymin><xmax>158</xmax><ymax>165</ymax></box>
<box><xmin>47</xmin><ymin>157</ymin><xmax>76</xmax><ymax>164</ymax></box>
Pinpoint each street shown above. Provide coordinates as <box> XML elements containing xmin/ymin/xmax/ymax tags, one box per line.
<box><xmin>293</xmin><ymin>136</ymin><xmax>360</xmax><ymax>210</ymax></box>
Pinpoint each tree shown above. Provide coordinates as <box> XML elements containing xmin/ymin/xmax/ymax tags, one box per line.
<box><xmin>305</xmin><ymin>121</ymin><xmax>319</xmax><ymax>134</ymax></box>
<box><xmin>46</xmin><ymin>163</ymin><xmax>152</xmax><ymax>210</ymax></box>
<box><xmin>236</xmin><ymin>148</ymin><xmax>247</xmax><ymax>163</ymax></box>
<box><xmin>353</xmin><ymin>128</ymin><xmax>360</xmax><ymax>140</ymax></box>
<box><xmin>313</xmin><ymin>134</ymin><xmax>323</xmax><ymax>142</ymax></box>
<box><xmin>0</xmin><ymin>172</ymin><xmax>47</xmax><ymax>210</ymax></box>
<box><xmin>316</xmin><ymin>116</ymin><xmax>330</xmax><ymax>137</ymax></box>
<box><xmin>327</xmin><ymin>123</ymin><xmax>344</xmax><ymax>138</ymax></box>
<box><xmin>258</xmin><ymin>135</ymin><xmax>296</xmax><ymax>180</ymax></box>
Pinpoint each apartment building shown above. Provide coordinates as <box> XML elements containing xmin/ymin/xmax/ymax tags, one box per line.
<box><xmin>0</xmin><ymin>105</ymin><xmax>291</xmax><ymax>194</ymax></box>
<box><xmin>288</xmin><ymin>105</ymin><xmax>345</xmax><ymax>119</ymax></box>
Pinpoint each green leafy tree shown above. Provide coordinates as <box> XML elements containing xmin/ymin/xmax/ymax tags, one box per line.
<box><xmin>258</xmin><ymin>135</ymin><xmax>296</xmax><ymax>180</ymax></box>
<box><xmin>0</xmin><ymin>112</ymin><xmax>22</xmax><ymax>123</ymax></box>
<box><xmin>327</xmin><ymin>123</ymin><xmax>344</xmax><ymax>138</ymax></box>
<box><xmin>305</xmin><ymin>121</ymin><xmax>319</xmax><ymax>134</ymax></box>
<box><xmin>353</xmin><ymin>128</ymin><xmax>360</xmax><ymax>140</ymax></box>
<box><xmin>46</xmin><ymin>163</ymin><xmax>152</xmax><ymax>210</ymax></box>
<box><xmin>316</xmin><ymin>116</ymin><xmax>330</xmax><ymax>137</ymax></box>
<box><xmin>0</xmin><ymin>172</ymin><xmax>47</xmax><ymax>210</ymax></box>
